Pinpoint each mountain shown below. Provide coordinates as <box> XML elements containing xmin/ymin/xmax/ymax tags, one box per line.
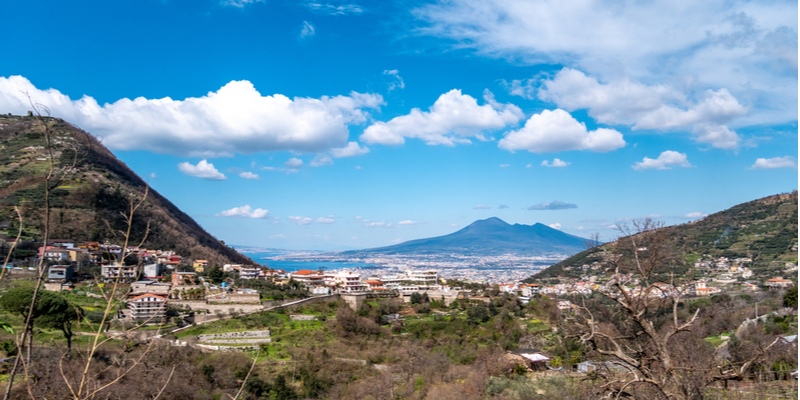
<box><xmin>344</xmin><ymin>217</ymin><xmax>590</xmax><ymax>256</ymax></box>
<box><xmin>527</xmin><ymin>192</ymin><xmax>798</xmax><ymax>282</ymax></box>
<box><xmin>0</xmin><ymin>114</ymin><xmax>253</xmax><ymax>266</ymax></box>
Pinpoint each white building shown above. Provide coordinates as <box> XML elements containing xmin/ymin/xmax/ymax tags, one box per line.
<box><xmin>239</xmin><ymin>265</ymin><xmax>262</xmax><ymax>279</ymax></box>
<box><xmin>128</xmin><ymin>294</ymin><xmax>167</xmax><ymax>322</ymax></box>
<box><xmin>101</xmin><ymin>264</ymin><xmax>138</xmax><ymax>280</ymax></box>
<box><xmin>325</xmin><ymin>271</ymin><xmax>366</xmax><ymax>292</ymax></box>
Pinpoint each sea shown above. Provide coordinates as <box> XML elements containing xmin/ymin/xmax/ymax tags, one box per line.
<box><xmin>237</xmin><ymin>250</ymin><xmax>376</xmax><ymax>273</ymax></box>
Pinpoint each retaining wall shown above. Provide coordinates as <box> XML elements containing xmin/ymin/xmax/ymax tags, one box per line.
<box><xmin>204</xmin><ymin>338</ymin><xmax>272</xmax><ymax>344</ymax></box>
<box><xmin>170</xmin><ymin>300</ymin><xmax>263</xmax><ymax>314</ymax></box>
<box><xmin>198</xmin><ymin>330</ymin><xmax>271</xmax><ymax>340</ymax></box>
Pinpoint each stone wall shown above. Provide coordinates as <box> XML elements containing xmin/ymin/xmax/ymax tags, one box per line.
<box><xmin>340</xmin><ymin>293</ymin><xmax>366</xmax><ymax>310</ymax></box>
<box><xmin>207</xmin><ymin>293</ymin><xmax>260</xmax><ymax>304</ymax></box>
<box><xmin>170</xmin><ymin>300</ymin><xmax>263</xmax><ymax>315</ymax></box>
<box><xmin>198</xmin><ymin>330</ymin><xmax>271</xmax><ymax>340</ymax></box>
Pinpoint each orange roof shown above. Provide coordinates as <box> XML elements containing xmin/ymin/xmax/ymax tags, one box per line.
<box><xmin>364</xmin><ymin>280</ymin><xmax>383</xmax><ymax>285</ymax></box>
<box><xmin>131</xmin><ymin>294</ymin><xmax>167</xmax><ymax>300</ymax></box>
<box><xmin>767</xmin><ymin>279</ymin><xmax>789</xmax><ymax>282</ymax></box>
<box><xmin>292</xmin><ymin>270</ymin><xmax>318</xmax><ymax>276</ymax></box>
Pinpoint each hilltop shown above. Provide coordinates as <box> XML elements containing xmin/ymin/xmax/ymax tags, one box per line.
<box><xmin>0</xmin><ymin>114</ymin><xmax>252</xmax><ymax>266</ymax></box>
<box><xmin>344</xmin><ymin>217</ymin><xmax>589</xmax><ymax>257</ymax></box>
<box><xmin>526</xmin><ymin>192</ymin><xmax>798</xmax><ymax>282</ymax></box>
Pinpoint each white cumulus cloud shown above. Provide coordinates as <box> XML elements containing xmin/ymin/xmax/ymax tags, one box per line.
<box><xmin>178</xmin><ymin>160</ymin><xmax>227</xmax><ymax>180</ymax></box>
<box><xmin>398</xmin><ymin>220</ymin><xmax>418</xmax><ymax>225</ymax></box>
<box><xmin>289</xmin><ymin>216</ymin><xmax>313</xmax><ymax>225</ymax></box>
<box><xmin>548</xmin><ymin>223</ymin><xmax>562</xmax><ymax>229</ymax></box>
<box><xmin>239</xmin><ymin>171</ymin><xmax>260</xmax><ymax>179</ymax></box>
<box><xmin>0</xmin><ymin>76</ymin><xmax>383</xmax><ymax>157</ymax></box>
<box><xmin>413</xmin><ymin>0</ymin><xmax>797</xmax><ymax>127</ymax></box>
<box><xmin>632</xmin><ymin>151</ymin><xmax>692</xmax><ymax>170</ymax></box>
<box><xmin>541</xmin><ymin>158</ymin><xmax>570</xmax><ymax>167</ymax></box>
<box><xmin>498</xmin><ymin>109</ymin><xmax>625</xmax><ymax>153</ymax></box>
<box><xmin>316</xmin><ymin>217</ymin><xmax>336</xmax><ymax>224</ymax></box>
<box><xmin>750</xmin><ymin>156</ymin><xmax>797</xmax><ymax>169</ymax></box>
<box><xmin>330</xmin><ymin>141</ymin><xmax>370</xmax><ymax>158</ymax></box>
<box><xmin>361</xmin><ymin>89</ymin><xmax>523</xmax><ymax>146</ymax></box>
<box><xmin>216</xmin><ymin>205</ymin><xmax>270</xmax><ymax>218</ymax></box>
<box><xmin>537</xmin><ymin>69</ymin><xmax>747</xmax><ymax>150</ymax></box>
<box><xmin>284</xmin><ymin>158</ymin><xmax>304</xmax><ymax>172</ymax></box>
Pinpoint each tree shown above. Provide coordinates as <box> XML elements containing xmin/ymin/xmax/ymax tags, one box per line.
<box><xmin>566</xmin><ymin>219</ymin><xmax>783</xmax><ymax>400</ymax></box>
<box><xmin>783</xmin><ymin>286</ymin><xmax>797</xmax><ymax>309</ymax></box>
<box><xmin>207</xmin><ymin>265</ymin><xmax>224</xmax><ymax>284</ymax></box>
<box><xmin>0</xmin><ymin>287</ymin><xmax>82</xmax><ymax>352</ymax></box>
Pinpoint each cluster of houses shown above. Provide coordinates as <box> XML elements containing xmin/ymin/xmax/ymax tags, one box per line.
<box><xmin>277</xmin><ymin>269</ymin><xmax>444</xmax><ymax>295</ymax></box>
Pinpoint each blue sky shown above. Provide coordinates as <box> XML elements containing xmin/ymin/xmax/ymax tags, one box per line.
<box><xmin>1</xmin><ymin>0</ymin><xmax>797</xmax><ymax>250</ymax></box>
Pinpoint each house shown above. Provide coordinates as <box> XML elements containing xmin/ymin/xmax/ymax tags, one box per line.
<box><xmin>172</xmin><ymin>272</ymin><xmax>197</xmax><ymax>286</ymax></box>
<box><xmin>128</xmin><ymin>294</ymin><xmax>168</xmax><ymax>322</ymax></box>
<box><xmin>143</xmin><ymin>263</ymin><xmax>163</xmax><ymax>279</ymax></box>
<box><xmin>101</xmin><ymin>264</ymin><xmax>138</xmax><ymax>280</ymax></box>
<box><xmin>765</xmin><ymin>278</ymin><xmax>794</xmax><ymax>288</ymax></box>
<box><xmin>401</xmin><ymin>270</ymin><xmax>439</xmax><ymax>286</ymax></box>
<box><xmin>290</xmin><ymin>270</ymin><xmax>325</xmax><ymax>286</ymax></box>
<box><xmin>239</xmin><ymin>265</ymin><xmax>261</xmax><ymax>280</ymax></box>
<box><xmin>326</xmin><ymin>271</ymin><xmax>366</xmax><ymax>292</ymax></box>
<box><xmin>192</xmin><ymin>260</ymin><xmax>208</xmax><ymax>273</ymax></box>
<box><xmin>39</xmin><ymin>246</ymin><xmax>69</xmax><ymax>261</ymax></box>
<box><xmin>364</xmin><ymin>279</ymin><xmax>384</xmax><ymax>290</ymax></box>
<box><xmin>223</xmin><ymin>264</ymin><xmax>243</xmax><ymax>273</ymax></box>
<box><xmin>47</xmin><ymin>265</ymin><xmax>73</xmax><ymax>282</ymax></box>
<box><xmin>509</xmin><ymin>349</ymin><xmax>551</xmax><ymax>371</ymax></box>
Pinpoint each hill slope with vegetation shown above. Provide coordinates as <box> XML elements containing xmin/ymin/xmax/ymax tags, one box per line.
<box><xmin>0</xmin><ymin>113</ymin><xmax>252</xmax><ymax>266</ymax></box>
<box><xmin>526</xmin><ymin>191</ymin><xmax>798</xmax><ymax>282</ymax></box>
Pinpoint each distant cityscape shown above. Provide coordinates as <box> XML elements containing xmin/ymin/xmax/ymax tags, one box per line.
<box><xmin>252</xmin><ymin>249</ymin><xmax>562</xmax><ymax>284</ymax></box>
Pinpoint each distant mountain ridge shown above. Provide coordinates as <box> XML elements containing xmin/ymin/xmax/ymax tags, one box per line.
<box><xmin>344</xmin><ymin>217</ymin><xmax>590</xmax><ymax>256</ymax></box>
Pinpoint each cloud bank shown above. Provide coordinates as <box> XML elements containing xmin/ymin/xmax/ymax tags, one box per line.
<box><xmin>538</xmin><ymin>69</ymin><xmax>747</xmax><ymax>149</ymax></box>
<box><xmin>0</xmin><ymin>76</ymin><xmax>383</xmax><ymax>157</ymax></box>
<box><xmin>632</xmin><ymin>151</ymin><xmax>692</xmax><ymax>170</ymax></box>
<box><xmin>361</xmin><ymin>89</ymin><xmax>523</xmax><ymax>146</ymax></box>
<box><xmin>413</xmin><ymin>0</ymin><xmax>797</xmax><ymax>126</ymax></box>
<box><xmin>499</xmin><ymin>109</ymin><xmax>625</xmax><ymax>153</ymax></box>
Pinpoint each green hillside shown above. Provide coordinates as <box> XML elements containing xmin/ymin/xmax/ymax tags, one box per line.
<box><xmin>526</xmin><ymin>192</ymin><xmax>798</xmax><ymax>282</ymax></box>
<box><xmin>0</xmin><ymin>114</ymin><xmax>252</xmax><ymax>266</ymax></box>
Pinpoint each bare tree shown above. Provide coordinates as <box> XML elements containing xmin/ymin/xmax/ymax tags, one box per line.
<box><xmin>566</xmin><ymin>218</ymin><xmax>782</xmax><ymax>400</ymax></box>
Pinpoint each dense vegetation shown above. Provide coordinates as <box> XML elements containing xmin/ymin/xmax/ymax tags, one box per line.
<box><xmin>0</xmin><ymin>114</ymin><xmax>252</xmax><ymax>266</ymax></box>
<box><xmin>528</xmin><ymin>191</ymin><xmax>798</xmax><ymax>282</ymax></box>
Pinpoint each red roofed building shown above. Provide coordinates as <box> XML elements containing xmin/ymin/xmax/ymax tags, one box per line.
<box><xmin>290</xmin><ymin>270</ymin><xmax>324</xmax><ymax>286</ymax></box>
<box><xmin>128</xmin><ymin>294</ymin><xmax>167</xmax><ymax>322</ymax></box>
<box><xmin>364</xmin><ymin>279</ymin><xmax>384</xmax><ymax>290</ymax></box>
<box><xmin>765</xmin><ymin>278</ymin><xmax>794</xmax><ymax>288</ymax></box>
